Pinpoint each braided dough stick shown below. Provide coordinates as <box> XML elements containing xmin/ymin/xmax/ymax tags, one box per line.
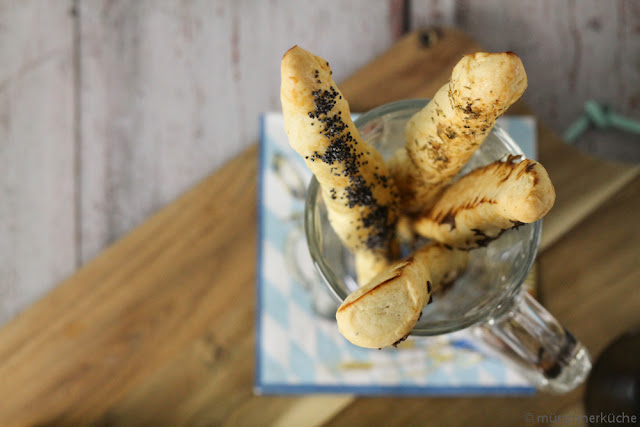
<box><xmin>414</xmin><ymin>157</ymin><xmax>555</xmax><ymax>249</ymax></box>
<box><xmin>336</xmin><ymin>243</ymin><xmax>468</xmax><ymax>349</ymax></box>
<box><xmin>281</xmin><ymin>46</ymin><xmax>400</xmax><ymax>280</ymax></box>
<box><xmin>389</xmin><ymin>52</ymin><xmax>528</xmax><ymax>214</ymax></box>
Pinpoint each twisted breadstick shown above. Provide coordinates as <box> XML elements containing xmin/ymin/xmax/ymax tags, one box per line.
<box><xmin>281</xmin><ymin>46</ymin><xmax>400</xmax><ymax>283</ymax></box>
<box><xmin>414</xmin><ymin>157</ymin><xmax>555</xmax><ymax>249</ymax></box>
<box><xmin>336</xmin><ymin>243</ymin><xmax>468</xmax><ymax>348</ymax></box>
<box><xmin>389</xmin><ymin>52</ymin><xmax>528</xmax><ymax>214</ymax></box>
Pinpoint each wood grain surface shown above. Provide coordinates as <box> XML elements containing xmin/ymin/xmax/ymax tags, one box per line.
<box><xmin>0</xmin><ymin>147</ymin><xmax>258</xmax><ymax>426</ymax></box>
<box><xmin>0</xmin><ymin>27</ymin><xmax>638</xmax><ymax>427</ymax></box>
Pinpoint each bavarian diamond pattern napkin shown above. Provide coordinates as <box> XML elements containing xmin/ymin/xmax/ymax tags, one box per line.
<box><xmin>255</xmin><ymin>113</ymin><xmax>537</xmax><ymax>395</ymax></box>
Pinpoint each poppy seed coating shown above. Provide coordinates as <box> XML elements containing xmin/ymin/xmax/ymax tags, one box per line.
<box><xmin>304</xmin><ymin>83</ymin><xmax>395</xmax><ymax>251</ymax></box>
<box><xmin>281</xmin><ymin>46</ymin><xmax>399</xmax><ymax>259</ymax></box>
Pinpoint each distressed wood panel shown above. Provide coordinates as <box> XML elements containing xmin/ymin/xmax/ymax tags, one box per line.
<box><xmin>449</xmin><ymin>0</ymin><xmax>640</xmax><ymax>161</ymax></box>
<box><xmin>0</xmin><ymin>1</ymin><xmax>76</xmax><ymax>324</ymax></box>
<box><xmin>78</xmin><ymin>0</ymin><xmax>400</xmax><ymax>263</ymax></box>
<box><xmin>410</xmin><ymin>0</ymin><xmax>456</xmax><ymax>27</ymax></box>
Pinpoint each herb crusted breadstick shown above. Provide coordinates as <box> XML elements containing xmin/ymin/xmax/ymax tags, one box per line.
<box><xmin>388</xmin><ymin>52</ymin><xmax>528</xmax><ymax>214</ymax></box>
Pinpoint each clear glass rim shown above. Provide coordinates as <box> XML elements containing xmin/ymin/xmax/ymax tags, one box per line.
<box><xmin>304</xmin><ymin>99</ymin><xmax>542</xmax><ymax>336</ymax></box>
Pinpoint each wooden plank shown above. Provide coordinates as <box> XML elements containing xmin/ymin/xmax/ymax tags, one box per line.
<box><xmin>0</xmin><ymin>148</ymin><xmax>257</xmax><ymax>426</ymax></box>
<box><xmin>78</xmin><ymin>0</ymin><xmax>400</xmax><ymax>264</ymax></box>
<box><xmin>0</xmin><ymin>1</ymin><xmax>76</xmax><ymax>324</ymax></box>
<box><xmin>539</xmin><ymin>176</ymin><xmax>640</xmax><ymax>350</ymax></box>
<box><xmin>455</xmin><ymin>0</ymin><xmax>640</xmax><ymax>161</ymax></box>
<box><xmin>508</xmin><ymin>103</ymin><xmax>640</xmax><ymax>251</ymax></box>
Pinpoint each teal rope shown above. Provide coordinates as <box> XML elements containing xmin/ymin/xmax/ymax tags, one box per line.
<box><xmin>563</xmin><ymin>101</ymin><xmax>640</xmax><ymax>143</ymax></box>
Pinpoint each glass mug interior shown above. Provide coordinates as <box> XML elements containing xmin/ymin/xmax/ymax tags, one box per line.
<box><xmin>305</xmin><ymin>99</ymin><xmax>541</xmax><ymax>336</ymax></box>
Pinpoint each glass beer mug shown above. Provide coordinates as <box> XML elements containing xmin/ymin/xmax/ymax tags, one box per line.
<box><xmin>304</xmin><ymin>100</ymin><xmax>591</xmax><ymax>393</ymax></box>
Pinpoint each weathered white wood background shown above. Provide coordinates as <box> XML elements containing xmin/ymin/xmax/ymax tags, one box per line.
<box><xmin>1</xmin><ymin>0</ymin><xmax>638</xmax><ymax>325</ymax></box>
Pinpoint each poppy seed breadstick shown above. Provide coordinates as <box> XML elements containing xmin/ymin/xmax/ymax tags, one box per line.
<box><xmin>389</xmin><ymin>52</ymin><xmax>528</xmax><ymax>214</ymax></box>
<box><xmin>413</xmin><ymin>157</ymin><xmax>555</xmax><ymax>249</ymax></box>
<box><xmin>281</xmin><ymin>46</ymin><xmax>400</xmax><ymax>276</ymax></box>
<box><xmin>336</xmin><ymin>243</ymin><xmax>468</xmax><ymax>349</ymax></box>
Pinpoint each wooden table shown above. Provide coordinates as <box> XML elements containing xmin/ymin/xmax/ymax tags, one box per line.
<box><xmin>0</xmin><ymin>28</ymin><xmax>638</xmax><ymax>427</ymax></box>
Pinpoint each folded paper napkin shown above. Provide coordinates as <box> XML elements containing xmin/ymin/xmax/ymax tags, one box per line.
<box><xmin>255</xmin><ymin>113</ymin><xmax>537</xmax><ymax>395</ymax></box>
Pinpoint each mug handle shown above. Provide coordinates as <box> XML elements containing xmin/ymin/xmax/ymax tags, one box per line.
<box><xmin>471</xmin><ymin>289</ymin><xmax>592</xmax><ymax>393</ymax></box>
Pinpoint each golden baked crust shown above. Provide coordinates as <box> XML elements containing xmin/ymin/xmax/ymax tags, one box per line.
<box><xmin>354</xmin><ymin>251</ymin><xmax>391</xmax><ymax>288</ymax></box>
<box><xmin>281</xmin><ymin>46</ymin><xmax>400</xmax><ymax>281</ymax></box>
<box><xmin>414</xmin><ymin>157</ymin><xmax>555</xmax><ymax>249</ymax></box>
<box><xmin>280</xmin><ymin>46</ymin><xmax>549</xmax><ymax>349</ymax></box>
<box><xmin>389</xmin><ymin>52</ymin><xmax>528</xmax><ymax>214</ymax></box>
<box><xmin>336</xmin><ymin>243</ymin><xmax>468</xmax><ymax>348</ymax></box>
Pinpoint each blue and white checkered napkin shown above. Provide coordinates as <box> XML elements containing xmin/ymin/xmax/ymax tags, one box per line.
<box><xmin>255</xmin><ymin>113</ymin><xmax>537</xmax><ymax>395</ymax></box>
